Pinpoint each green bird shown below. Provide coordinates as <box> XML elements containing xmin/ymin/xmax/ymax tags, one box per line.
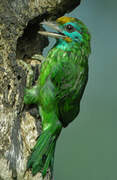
<box><xmin>24</xmin><ymin>16</ymin><xmax>91</xmax><ymax>177</ymax></box>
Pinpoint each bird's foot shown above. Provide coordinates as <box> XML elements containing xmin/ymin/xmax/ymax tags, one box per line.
<box><xmin>31</xmin><ymin>54</ymin><xmax>45</xmax><ymax>62</ymax></box>
<box><xmin>17</xmin><ymin>59</ymin><xmax>33</xmax><ymax>88</ymax></box>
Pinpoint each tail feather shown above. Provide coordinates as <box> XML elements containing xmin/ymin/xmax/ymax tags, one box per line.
<box><xmin>42</xmin><ymin>141</ymin><xmax>56</xmax><ymax>177</ymax></box>
<box><xmin>27</xmin><ymin>130</ymin><xmax>57</xmax><ymax>177</ymax></box>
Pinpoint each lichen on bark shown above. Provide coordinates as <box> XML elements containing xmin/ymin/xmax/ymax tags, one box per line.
<box><xmin>0</xmin><ymin>0</ymin><xmax>81</xmax><ymax>179</ymax></box>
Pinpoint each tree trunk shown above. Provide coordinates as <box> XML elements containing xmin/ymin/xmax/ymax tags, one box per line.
<box><xmin>0</xmin><ymin>0</ymin><xmax>81</xmax><ymax>179</ymax></box>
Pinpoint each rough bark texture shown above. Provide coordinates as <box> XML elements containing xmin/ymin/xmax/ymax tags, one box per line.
<box><xmin>0</xmin><ymin>0</ymin><xmax>81</xmax><ymax>179</ymax></box>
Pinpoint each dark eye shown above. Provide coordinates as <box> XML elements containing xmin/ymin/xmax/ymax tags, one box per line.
<box><xmin>65</xmin><ymin>24</ymin><xmax>75</xmax><ymax>33</ymax></box>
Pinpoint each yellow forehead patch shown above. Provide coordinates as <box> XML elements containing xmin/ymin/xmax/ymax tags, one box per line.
<box><xmin>56</xmin><ymin>16</ymin><xmax>75</xmax><ymax>24</ymax></box>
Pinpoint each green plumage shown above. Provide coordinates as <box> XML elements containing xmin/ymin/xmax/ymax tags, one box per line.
<box><xmin>24</xmin><ymin>16</ymin><xmax>91</xmax><ymax>177</ymax></box>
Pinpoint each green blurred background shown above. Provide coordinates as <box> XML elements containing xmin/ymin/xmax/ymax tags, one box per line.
<box><xmin>44</xmin><ymin>0</ymin><xmax>117</xmax><ymax>179</ymax></box>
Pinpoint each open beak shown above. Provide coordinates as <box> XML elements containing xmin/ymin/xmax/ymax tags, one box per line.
<box><xmin>38</xmin><ymin>21</ymin><xmax>66</xmax><ymax>39</ymax></box>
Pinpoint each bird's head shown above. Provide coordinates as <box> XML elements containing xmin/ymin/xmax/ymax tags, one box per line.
<box><xmin>39</xmin><ymin>16</ymin><xmax>91</xmax><ymax>50</ymax></box>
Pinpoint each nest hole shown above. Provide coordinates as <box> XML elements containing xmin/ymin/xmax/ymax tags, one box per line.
<box><xmin>16</xmin><ymin>14</ymin><xmax>49</xmax><ymax>59</ymax></box>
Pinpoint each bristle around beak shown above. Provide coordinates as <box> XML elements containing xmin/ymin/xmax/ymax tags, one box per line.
<box><xmin>38</xmin><ymin>21</ymin><xmax>66</xmax><ymax>39</ymax></box>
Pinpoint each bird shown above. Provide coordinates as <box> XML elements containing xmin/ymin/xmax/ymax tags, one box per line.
<box><xmin>24</xmin><ymin>16</ymin><xmax>91</xmax><ymax>177</ymax></box>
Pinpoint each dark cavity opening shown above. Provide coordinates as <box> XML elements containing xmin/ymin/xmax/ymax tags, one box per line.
<box><xmin>16</xmin><ymin>14</ymin><xmax>49</xmax><ymax>60</ymax></box>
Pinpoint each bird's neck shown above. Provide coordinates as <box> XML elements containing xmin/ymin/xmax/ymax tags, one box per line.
<box><xmin>55</xmin><ymin>39</ymin><xmax>80</xmax><ymax>51</ymax></box>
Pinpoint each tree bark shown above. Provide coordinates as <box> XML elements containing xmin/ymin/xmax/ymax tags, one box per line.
<box><xmin>0</xmin><ymin>0</ymin><xmax>81</xmax><ymax>179</ymax></box>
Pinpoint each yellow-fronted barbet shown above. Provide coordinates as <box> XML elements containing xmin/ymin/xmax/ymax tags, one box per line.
<box><xmin>24</xmin><ymin>16</ymin><xmax>91</xmax><ymax>177</ymax></box>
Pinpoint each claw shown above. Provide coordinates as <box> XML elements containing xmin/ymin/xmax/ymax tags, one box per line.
<box><xmin>31</xmin><ymin>54</ymin><xmax>45</xmax><ymax>62</ymax></box>
<box><xmin>17</xmin><ymin>59</ymin><xmax>33</xmax><ymax>88</ymax></box>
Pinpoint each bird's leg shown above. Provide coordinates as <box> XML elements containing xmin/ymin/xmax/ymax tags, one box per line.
<box><xmin>17</xmin><ymin>59</ymin><xmax>38</xmax><ymax>104</ymax></box>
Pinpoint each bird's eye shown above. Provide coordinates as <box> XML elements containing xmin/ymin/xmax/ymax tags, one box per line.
<box><xmin>65</xmin><ymin>24</ymin><xmax>75</xmax><ymax>33</ymax></box>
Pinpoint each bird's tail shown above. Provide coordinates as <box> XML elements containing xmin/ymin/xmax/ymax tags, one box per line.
<box><xmin>27</xmin><ymin>128</ymin><xmax>60</xmax><ymax>177</ymax></box>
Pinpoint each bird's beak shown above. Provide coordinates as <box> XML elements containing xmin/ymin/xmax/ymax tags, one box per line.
<box><xmin>38</xmin><ymin>21</ymin><xmax>66</xmax><ymax>39</ymax></box>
